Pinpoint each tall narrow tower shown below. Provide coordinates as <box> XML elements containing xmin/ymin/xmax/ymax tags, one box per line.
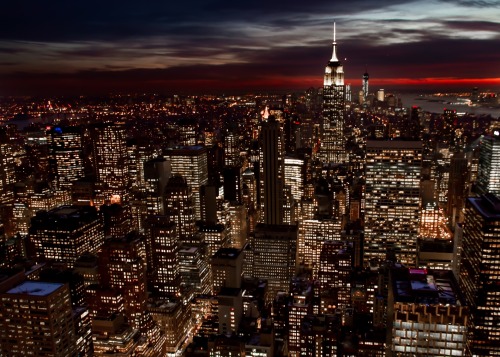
<box><xmin>260</xmin><ymin>115</ymin><xmax>285</xmax><ymax>225</ymax></box>
<box><xmin>362</xmin><ymin>69</ymin><xmax>369</xmax><ymax>105</ymax></box>
<box><xmin>322</xmin><ymin>23</ymin><xmax>346</xmax><ymax>164</ymax></box>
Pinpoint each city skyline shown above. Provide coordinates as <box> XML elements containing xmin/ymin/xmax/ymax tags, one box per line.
<box><xmin>1</xmin><ymin>0</ymin><xmax>499</xmax><ymax>95</ymax></box>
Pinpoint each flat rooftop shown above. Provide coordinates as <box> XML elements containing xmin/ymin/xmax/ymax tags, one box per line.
<box><xmin>392</xmin><ymin>268</ymin><xmax>462</xmax><ymax>305</ymax></box>
<box><xmin>7</xmin><ymin>281</ymin><xmax>64</xmax><ymax>296</ymax></box>
<box><xmin>366</xmin><ymin>140</ymin><xmax>422</xmax><ymax>150</ymax></box>
<box><xmin>213</xmin><ymin>247</ymin><xmax>242</xmax><ymax>259</ymax></box>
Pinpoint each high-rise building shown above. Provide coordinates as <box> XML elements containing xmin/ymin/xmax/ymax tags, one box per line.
<box><xmin>29</xmin><ymin>205</ymin><xmax>104</xmax><ymax>267</ymax></box>
<box><xmin>389</xmin><ymin>268</ymin><xmax>469</xmax><ymax>356</ymax></box>
<box><xmin>260</xmin><ymin>116</ymin><xmax>285</xmax><ymax>225</ymax></box>
<box><xmin>144</xmin><ymin>216</ymin><xmax>180</xmax><ymax>297</ymax></box>
<box><xmin>446</xmin><ymin>152</ymin><xmax>469</xmax><ymax>228</ymax></box>
<box><xmin>211</xmin><ymin>247</ymin><xmax>243</xmax><ymax>293</ymax></box>
<box><xmin>224</xmin><ymin>131</ymin><xmax>241</xmax><ymax>167</ymax></box>
<box><xmin>98</xmin><ymin>232</ymin><xmax>148</xmax><ymax>330</ymax></box>
<box><xmin>299</xmin><ymin>217</ymin><xmax>342</xmax><ymax>276</ymax></box>
<box><xmin>0</xmin><ymin>281</ymin><xmax>79</xmax><ymax>356</ymax></box>
<box><xmin>143</xmin><ymin>157</ymin><xmax>171</xmax><ymax>216</ymax></box>
<box><xmin>96</xmin><ymin>232</ymin><xmax>166</xmax><ymax>353</ymax></box>
<box><xmin>459</xmin><ymin>194</ymin><xmax>500</xmax><ymax>356</ymax></box>
<box><xmin>164</xmin><ymin>145</ymin><xmax>208</xmax><ymax>221</ymax></box>
<box><xmin>178</xmin><ymin>245</ymin><xmax>211</xmax><ymax>296</ymax></box>
<box><xmin>47</xmin><ymin>125</ymin><xmax>84</xmax><ymax>190</ymax></box>
<box><xmin>322</xmin><ymin>23</ymin><xmax>346</xmax><ymax>164</ymax></box>
<box><xmin>318</xmin><ymin>241</ymin><xmax>352</xmax><ymax>312</ymax></box>
<box><xmin>364</xmin><ymin>140</ymin><xmax>422</xmax><ymax>267</ymax></box>
<box><xmin>252</xmin><ymin>223</ymin><xmax>297</xmax><ymax>298</ymax></box>
<box><xmin>90</xmin><ymin>122</ymin><xmax>130</xmax><ymax>204</ymax></box>
<box><xmin>164</xmin><ymin>175</ymin><xmax>198</xmax><ymax>244</ymax></box>
<box><xmin>476</xmin><ymin>133</ymin><xmax>500</xmax><ymax>195</ymax></box>
<box><xmin>362</xmin><ymin>70</ymin><xmax>369</xmax><ymax>106</ymax></box>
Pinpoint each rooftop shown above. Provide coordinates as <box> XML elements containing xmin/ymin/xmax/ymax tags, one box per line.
<box><xmin>392</xmin><ymin>268</ymin><xmax>462</xmax><ymax>305</ymax></box>
<box><xmin>6</xmin><ymin>281</ymin><xmax>64</xmax><ymax>296</ymax></box>
<box><xmin>213</xmin><ymin>247</ymin><xmax>242</xmax><ymax>260</ymax></box>
<box><xmin>366</xmin><ymin>140</ymin><xmax>422</xmax><ymax>150</ymax></box>
<box><xmin>468</xmin><ymin>194</ymin><xmax>500</xmax><ymax>220</ymax></box>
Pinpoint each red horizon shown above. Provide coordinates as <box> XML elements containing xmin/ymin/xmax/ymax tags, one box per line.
<box><xmin>2</xmin><ymin>76</ymin><xmax>499</xmax><ymax>96</ymax></box>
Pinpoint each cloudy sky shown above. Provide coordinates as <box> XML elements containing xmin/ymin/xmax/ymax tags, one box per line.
<box><xmin>1</xmin><ymin>0</ymin><xmax>499</xmax><ymax>95</ymax></box>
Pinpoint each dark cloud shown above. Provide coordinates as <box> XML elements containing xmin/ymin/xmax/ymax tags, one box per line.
<box><xmin>0</xmin><ymin>0</ymin><xmax>498</xmax><ymax>95</ymax></box>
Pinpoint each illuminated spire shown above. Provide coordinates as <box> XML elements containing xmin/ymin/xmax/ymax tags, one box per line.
<box><xmin>330</xmin><ymin>22</ymin><xmax>338</xmax><ymax>62</ymax></box>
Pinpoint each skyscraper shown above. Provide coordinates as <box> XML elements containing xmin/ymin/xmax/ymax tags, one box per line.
<box><xmin>364</xmin><ymin>140</ymin><xmax>422</xmax><ymax>267</ymax></box>
<box><xmin>90</xmin><ymin>122</ymin><xmax>130</xmax><ymax>204</ymax></box>
<box><xmin>459</xmin><ymin>194</ymin><xmax>500</xmax><ymax>356</ymax></box>
<box><xmin>322</xmin><ymin>23</ymin><xmax>346</xmax><ymax>163</ymax></box>
<box><xmin>476</xmin><ymin>133</ymin><xmax>500</xmax><ymax>195</ymax></box>
<box><xmin>164</xmin><ymin>145</ymin><xmax>208</xmax><ymax>221</ymax></box>
<box><xmin>362</xmin><ymin>69</ymin><xmax>369</xmax><ymax>106</ymax></box>
<box><xmin>0</xmin><ymin>281</ymin><xmax>79</xmax><ymax>356</ymax></box>
<box><xmin>389</xmin><ymin>268</ymin><xmax>468</xmax><ymax>356</ymax></box>
<box><xmin>252</xmin><ymin>223</ymin><xmax>297</xmax><ymax>298</ymax></box>
<box><xmin>260</xmin><ymin>116</ymin><xmax>285</xmax><ymax>225</ymax></box>
<box><xmin>47</xmin><ymin>126</ymin><xmax>84</xmax><ymax>190</ymax></box>
<box><xmin>29</xmin><ymin>205</ymin><xmax>104</xmax><ymax>268</ymax></box>
<box><xmin>144</xmin><ymin>216</ymin><xmax>180</xmax><ymax>297</ymax></box>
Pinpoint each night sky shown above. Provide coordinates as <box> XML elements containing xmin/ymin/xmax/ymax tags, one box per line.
<box><xmin>1</xmin><ymin>0</ymin><xmax>499</xmax><ymax>95</ymax></box>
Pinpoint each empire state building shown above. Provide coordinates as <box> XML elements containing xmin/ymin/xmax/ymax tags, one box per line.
<box><xmin>322</xmin><ymin>23</ymin><xmax>346</xmax><ymax>164</ymax></box>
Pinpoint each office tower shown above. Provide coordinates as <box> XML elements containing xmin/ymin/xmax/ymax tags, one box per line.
<box><xmin>252</xmin><ymin>223</ymin><xmax>297</xmax><ymax>298</ymax></box>
<box><xmin>74</xmin><ymin>252</ymin><xmax>99</xmax><ymax>287</ymax></box>
<box><xmin>223</xmin><ymin>165</ymin><xmax>242</xmax><ymax>203</ymax></box>
<box><xmin>178</xmin><ymin>118</ymin><xmax>197</xmax><ymax>146</ymax></box>
<box><xmin>299</xmin><ymin>314</ymin><xmax>341</xmax><ymax>356</ymax></box>
<box><xmin>148</xmin><ymin>299</ymin><xmax>191</xmax><ymax>355</ymax></box>
<box><xmin>90</xmin><ymin>122</ymin><xmax>130</xmax><ymax>204</ymax></box>
<box><xmin>417</xmin><ymin>239</ymin><xmax>454</xmax><ymax>270</ymax></box>
<box><xmin>98</xmin><ymin>232</ymin><xmax>149</xmax><ymax>330</ymax></box>
<box><xmin>199</xmin><ymin>222</ymin><xmax>229</xmax><ymax>257</ymax></box>
<box><xmin>299</xmin><ymin>217</ymin><xmax>342</xmax><ymax>276</ymax></box>
<box><xmin>446</xmin><ymin>152</ymin><xmax>469</xmax><ymax>228</ymax></box>
<box><xmin>288</xmin><ymin>279</ymin><xmax>313</xmax><ymax>357</ymax></box>
<box><xmin>143</xmin><ymin>157</ymin><xmax>171</xmax><ymax>216</ymax></box>
<box><xmin>260</xmin><ymin>116</ymin><xmax>285</xmax><ymax>225</ymax></box>
<box><xmin>242</xmin><ymin>168</ymin><xmax>257</xmax><ymax>209</ymax></box>
<box><xmin>97</xmin><ymin>232</ymin><xmax>166</xmax><ymax>353</ymax></box>
<box><xmin>476</xmin><ymin>133</ymin><xmax>500</xmax><ymax>195</ymax></box>
<box><xmin>127</xmin><ymin>137</ymin><xmax>157</xmax><ymax>189</ymax></box>
<box><xmin>165</xmin><ymin>145</ymin><xmax>208</xmax><ymax>221</ymax></box>
<box><xmin>212</xmin><ymin>247</ymin><xmax>243</xmax><ymax>293</ymax></box>
<box><xmin>318</xmin><ymin>241</ymin><xmax>352</xmax><ymax>312</ymax></box>
<box><xmin>164</xmin><ymin>175</ymin><xmax>198</xmax><ymax>244</ymax></box>
<box><xmin>144</xmin><ymin>216</ymin><xmax>180</xmax><ymax>297</ymax></box>
<box><xmin>224</xmin><ymin>131</ymin><xmax>241</xmax><ymax>166</ymax></box>
<box><xmin>322</xmin><ymin>23</ymin><xmax>346</xmax><ymax>163</ymax></box>
<box><xmin>178</xmin><ymin>245</ymin><xmax>211</xmax><ymax>295</ymax></box>
<box><xmin>218</xmin><ymin>287</ymin><xmax>243</xmax><ymax>336</ymax></box>
<box><xmin>285</xmin><ymin>156</ymin><xmax>306</xmax><ymax>202</ymax></box>
<box><xmin>284</xmin><ymin>117</ymin><xmax>301</xmax><ymax>154</ymax></box>
<box><xmin>47</xmin><ymin>125</ymin><xmax>84</xmax><ymax>190</ymax></box>
<box><xmin>100</xmin><ymin>203</ymin><xmax>133</xmax><ymax>238</ymax></box>
<box><xmin>29</xmin><ymin>205</ymin><xmax>104</xmax><ymax>267</ymax></box>
<box><xmin>201</xmin><ymin>183</ymin><xmax>218</xmax><ymax>223</ymax></box>
<box><xmin>376</xmin><ymin>89</ymin><xmax>385</xmax><ymax>102</ymax></box>
<box><xmin>459</xmin><ymin>194</ymin><xmax>500</xmax><ymax>356</ymax></box>
<box><xmin>25</xmin><ymin>128</ymin><xmax>49</xmax><ymax>182</ymax></box>
<box><xmin>0</xmin><ymin>281</ymin><xmax>79</xmax><ymax>356</ymax></box>
<box><xmin>364</xmin><ymin>140</ymin><xmax>422</xmax><ymax>267</ymax></box>
<box><xmin>228</xmin><ymin>202</ymin><xmax>247</xmax><ymax>249</ymax></box>
<box><xmin>362</xmin><ymin>70</ymin><xmax>369</xmax><ymax>105</ymax></box>
<box><xmin>389</xmin><ymin>268</ymin><xmax>468</xmax><ymax>356</ymax></box>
